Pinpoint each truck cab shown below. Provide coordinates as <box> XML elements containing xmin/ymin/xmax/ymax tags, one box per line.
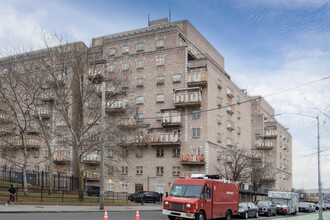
<box><xmin>162</xmin><ymin>175</ymin><xmax>239</xmax><ymax>220</ymax></box>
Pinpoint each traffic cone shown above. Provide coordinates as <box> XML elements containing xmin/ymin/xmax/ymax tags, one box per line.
<box><xmin>135</xmin><ymin>209</ymin><xmax>140</xmax><ymax>220</ymax></box>
<box><xmin>103</xmin><ymin>210</ymin><xmax>108</xmax><ymax>220</ymax></box>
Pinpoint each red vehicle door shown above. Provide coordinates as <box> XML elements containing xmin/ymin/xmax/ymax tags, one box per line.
<box><xmin>200</xmin><ymin>185</ymin><xmax>213</xmax><ymax>219</ymax></box>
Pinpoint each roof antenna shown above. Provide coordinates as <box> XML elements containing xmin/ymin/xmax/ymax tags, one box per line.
<box><xmin>169</xmin><ymin>9</ymin><xmax>171</xmax><ymax>22</ymax></box>
<box><xmin>148</xmin><ymin>14</ymin><xmax>150</xmax><ymax>26</ymax></box>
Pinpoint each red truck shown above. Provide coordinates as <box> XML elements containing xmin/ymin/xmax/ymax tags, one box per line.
<box><xmin>162</xmin><ymin>175</ymin><xmax>239</xmax><ymax>220</ymax></box>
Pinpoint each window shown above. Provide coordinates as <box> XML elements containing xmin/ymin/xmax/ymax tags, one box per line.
<box><xmin>57</xmin><ymin>134</ymin><xmax>68</xmax><ymax>142</ymax></box>
<box><xmin>237</xmin><ymin>96</ymin><xmax>241</xmax><ymax>104</ymax></box>
<box><xmin>122</xmin><ymin>46</ymin><xmax>129</xmax><ymax>54</ymax></box>
<box><xmin>136</xmin><ymin>149</ymin><xmax>143</xmax><ymax>157</ymax></box>
<box><xmin>192</xmin><ymin>128</ymin><xmax>201</xmax><ymax>138</ymax></box>
<box><xmin>172</xmin><ymin>148</ymin><xmax>180</xmax><ymax>157</ymax></box>
<box><xmin>156</xmin><ymin>57</ymin><xmax>165</xmax><ymax>66</ymax></box>
<box><xmin>226</xmin><ymin>138</ymin><xmax>232</xmax><ymax>146</ymax></box>
<box><xmin>226</xmin><ymin>121</ymin><xmax>233</xmax><ymax>130</ymax></box>
<box><xmin>108</xmin><ymin>149</ymin><xmax>114</xmax><ymax>158</ymax></box>
<box><xmin>255</xmin><ymin>129</ymin><xmax>261</xmax><ymax>135</ymax></box>
<box><xmin>156</xmin><ymin>94</ymin><xmax>164</xmax><ymax>103</ymax></box>
<box><xmin>122</xmin><ymin>80</ymin><xmax>129</xmax><ymax>88</ymax></box>
<box><xmin>58</xmin><ymin>88</ymin><xmax>68</xmax><ymax>96</ymax></box>
<box><xmin>227</xmin><ymin>87</ymin><xmax>233</xmax><ymax>98</ymax></box>
<box><xmin>136</xmin><ymin>166</ymin><xmax>143</xmax><ymax>175</ymax></box>
<box><xmin>1</xmin><ymin>82</ymin><xmax>7</xmax><ymax>89</ymax></box>
<box><xmin>136</xmin><ymin>78</ymin><xmax>144</xmax><ymax>87</ymax></box>
<box><xmin>108</xmin><ymin>48</ymin><xmax>115</xmax><ymax>56</ymax></box>
<box><xmin>217</xmin><ymin>79</ymin><xmax>222</xmax><ymax>89</ymax></box>
<box><xmin>237</xmin><ymin>111</ymin><xmax>241</xmax><ymax>119</ymax></box>
<box><xmin>155</xmin><ymin>185</ymin><xmax>164</xmax><ymax>194</ymax></box>
<box><xmin>108</xmin><ymin>65</ymin><xmax>115</xmax><ymax>73</ymax></box>
<box><xmin>121</xmin><ymin>166</ymin><xmax>128</xmax><ymax>175</ymax></box>
<box><xmin>45</xmin><ymin>150</ymin><xmax>49</xmax><ymax>157</ymax></box>
<box><xmin>217</xmin><ymin>97</ymin><xmax>222</xmax><ymax>107</ymax></box>
<box><xmin>192</xmin><ymin>110</ymin><xmax>201</xmax><ymax>119</ymax></box>
<box><xmin>34</xmin><ymin>150</ymin><xmax>39</xmax><ymax>158</ymax></box>
<box><xmin>122</xmin><ymin>149</ymin><xmax>129</xmax><ymax>158</ymax></box>
<box><xmin>156</xmin><ymin>112</ymin><xmax>162</xmax><ymax>121</ymax></box>
<box><xmin>172</xmin><ymin>74</ymin><xmax>181</xmax><ymax>83</ymax></box>
<box><xmin>122</xmin><ymin>62</ymin><xmax>129</xmax><ymax>71</ymax></box>
<box><xmin>136</xmin><ymin>43</ymin><xmax>144</xmax><ymax>51</ymax></box>
<box><xmin>156</xmin><ymin>166</ymin><xmax>164</xmax><ymax>175</ymax></box>
<box><xmin>25</xmin><ymin>63</ymin><xmax>31</xmax><ymax>71</ymax></box>
<box><xmin>12</xmin><ymin>151</ymin><xmax>17</xmax><ymax>158</ymax></box>
<box><xmin>156</xmin><ymin>148</ymin><xmax>164</xmax><ymax>157</ymax></box>
<box><xmin>121</xmin><ymin>184</ymin><xmax>128</xmax><ymax>192</ymax></box>
<box><xmin>2</xmin><ymin>68</ymin><xmax>8</xmax><ymax>75</ymax></box>
<box><xmin>217</xmin><ymin>133</ymin><xmax>221</xmax><ymax>142</ymax></box>
<box><xmin>156</xmin><ymin>40</ymin><xmax>165</xmax><ymax>48</ymax></box>
<box><xmin>217</xmin><ymin>115</ymin><xmax>221</xmax><ymax>124</ymax></box>
<box><xmin>34</xmin><ymin>165</ymin><xmax>39</xmax><ymax>171</ymax></box>
<box><xmin>107</xmin><ymin>183</ymin><xmax>114</xmax><ymax>191</ymax></box>
<box><xmin>45</xmin><ymin>165</ymin><xmax>50</xmax><ymax>172</ymax></box>
<box><xmin>136</xmin><ymin>96</ymin><xmax>144</xmax><ymax>104</ymax></box>
<box><xmin>267</xmin><ymin>150</ymin><xmax>272</xmax><ymax>156</ymax></box>
<box><xmin>237</xmin><ymin>127</ymin><xmax>241</xmax><ymax>135</ymax></box>
<box><xmin>172</xmin><ymin>167</ymin><xmax>180</xmax><ymax>176</ymax></box>
<box><xmin>156</xmin><ymin>76</ymin><xmax>164</xmax><ymax>85</ymax></box>
<box><xmin>137</xmin><ymin>113</ymin><xmax>144</xmax><ymax>122</ymax></box>
<box><xmin>136</xmin><ymin>60</ymin><xmax>144</xmax><ymax>69</ymax></box>
<box><xmin>88</xmin><ymin>133</ymin><xmax>99</xmax><ymax>141</ymax></box>
<box><xmin>108</xmin><ymin>166</ymin><xmax>115</xmax><ymax>175</ymax></box>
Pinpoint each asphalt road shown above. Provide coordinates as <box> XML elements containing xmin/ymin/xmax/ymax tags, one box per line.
<box><xmin>0</xmin><ymin>211</ymin><xmax>317</xmax><ymax>220</ymax></box>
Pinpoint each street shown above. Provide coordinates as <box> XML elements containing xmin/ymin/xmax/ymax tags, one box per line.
<box><xmin>0</xmin><ymin>211</ymin><xmax>322</xmax><ymax>220</ymax></box>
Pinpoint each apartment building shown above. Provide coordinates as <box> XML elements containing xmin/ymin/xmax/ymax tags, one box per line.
<box><xmin>0</xmin><ymin>18</ymin><xmax>292</xmax><ymax>194</ymax></box>
<box><xmin>251</xmin><ymin>96</ymin><xmax>292</xmax><ymax>191</ymax></box>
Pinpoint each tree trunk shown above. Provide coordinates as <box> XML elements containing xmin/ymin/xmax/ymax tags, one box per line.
<box><xmin>48</xmin><ymin>155</ymin><xmax>53</xmax><ymax>194</ymax></box>
<box><xmin>78</xmin><ymin>160</ymin><xmax>84</xmax><ymax>201</ymax></box>
<box><xmin>22</xmin><ymin>153</ymin><xmax>28</xmax><ymax>196</ymax></box>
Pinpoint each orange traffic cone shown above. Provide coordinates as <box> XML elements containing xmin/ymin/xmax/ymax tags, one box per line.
<box><xmin>103</xmin><ymin>210</ymin><xmax>108</xmax><ymax>220</ymax></box>
<box><xmin>135</xmin><ymin>209</ymin><xmax>140</xmax><ymax>220</ymax></box>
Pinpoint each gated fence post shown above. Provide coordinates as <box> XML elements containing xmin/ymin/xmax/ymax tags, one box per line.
<box><xmin>41</xmin><ymin>188</ymin><xmax>43</xmax><ymax>202</ymax></box>
<box><xmin>62</xmin><ymin>190</ymin><xmax>64</xmax><ymax>203</ymax></box>
<box><xmin>58</xmin><ymin>172</ymin><xmax>60</xmax><ymax>190</ymax></box>
<box><xmin>41</xmin><ymin>171</ymin><xmax>44</xmax><ymax>189</ymax></box>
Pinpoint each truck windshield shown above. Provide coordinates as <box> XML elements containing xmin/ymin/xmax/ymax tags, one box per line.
<box><xmin>170</xmin><ymin>184</ymin><xmax>203</xmax><ymax>198</ymax></box>
<box><xmin>272</xmin><ymin>199</ymin><xmax>287</xmax><ymax>205</ymax></box>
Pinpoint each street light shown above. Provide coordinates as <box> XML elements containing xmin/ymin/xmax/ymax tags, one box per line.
<box><xmin>275</xmin><ymin>113</ymin><xmax>323</xmax><ymax>220</ymax></box>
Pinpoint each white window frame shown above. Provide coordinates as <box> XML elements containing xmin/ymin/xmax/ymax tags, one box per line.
<box><xmin>217</xmin><ymin>115</ymin><xmax>221</xmax><ymax>124</ymax></box>
<box><xmin>107</xmin><ymin>183</ymin><xmax>114</xmax><ymax>191</ymax></box>
<box><xmin>136</xmin><ymin>78</ymin><xmax>144</xmax><ymax>87</ymax></box>
<box><xmin>136</xmin><ymin>43</ymin><xmax>144</xmax><ymax>51</ymax></box>
<box><xmin>172</xmin><ymin>74</ymin><xmax>181</xmax><ymax>83</ymax></box>
<box><xmin>226</xmin><ymin>138</ymin><xmax>232</xmax><ymax>146</ymax></box>
<box><xmin>108</xmin><ymin>65</ymin><xmax>115</xmax><ymax>73</ymax></box>
<box><xmin>136</xmin><ymin>166</ymin><xmax>143</xmax><ymax>175</ymax></box>
<box><xmin>156</xmin><ymin>166</ymin><xmax>164</xmax><ymax>175</ymax></box>
<box><xmin>156</xmin><ymin>40</ymin><xmax>165</xmax><ymax>48</ymax></box>
<box><xmin>136</xmin><ymin>96</ymin><xmax>144</xmax><ymax>104</ymax></box>
<box><xmin>217</xmin><ymin>133</ymin><xmax>221</xmax><ymax>142</ymax></box>
<box><xmin>122</xmin><ymin>46</ymin><xmax>129</xmax><ymax>54</ymax></box>
<box><xmin>192</xmin><ymin>110</ymin><xmax>201</xmax><ymax>119</ymax></box>
<box><xmin>121</xmin><ymin>183</ymin><xmax>128</xmax><ymax>192</ymax></box>
<box><xmin>156</xmin><ymin>57</ymin><xmax>165</xmax><ymax>66</ymax></box>
<box><xmin>122</xmin><ymin>63</ymin><xmax>129</xmax><ymax>71</ymax></box>
<box><xmin>121</xmin><ymin>166</ymin><xmax>128</xmax><ymax>175</ymax></box>
<box><xmin>136</xmin><ymin>60</ymin><xmax>144</xmax><ymax>69</ymax></box>
<box><xmin>192</xmin><ymin>128</ymin><xmax>201</xmax><ymax>138</ymax></box>
<box><xmin>156</xmin><ymin>94</ymin><xmax>164</xmax><ymax>103</ymax></box>
<box><xmin>172</xmin><ymin>166</ymin><xmax>180</xmax><ymax>176</ymax></box>
<box><xmin>156</xmin><ymin>76</ymin><xmax>165</xmax><ymax>85</ymax></box>
<box><xmin>108</xmin><ymin>48</ymin><xmax>115</xmax><ymax>56</ymax></box>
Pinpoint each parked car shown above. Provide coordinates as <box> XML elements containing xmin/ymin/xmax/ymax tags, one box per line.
<box><xmin>128</xmin><ymin>191</ymin><xmax>160</xmax><ymax>203</ymax></box>
<box><xmin>298</xmin><ymin>202</ymin><xmax>313</xmax><ymax>213</ymax></box>
<box><xmin>316</xmin><ymin>203</ymin><xmax>327</xmax><ymax>211</ymax></box>
<box><xmin>239</xmin><ymin>202</ymin><xmax>259</xmax><ymax>219</ymax></box>
<box><xmin>325</xmin><ymin>203</ymin><xmax>330</xmax><ymax>210</ymax></box>
<box><xmin>86</xmin><ymin>185</ymin><xmax>100</xmax><ymax>196</ymax></box>
<box><xmin>255</xmin><ymin>200</ymin><xmax>277</xmax><ymax>217</ymax></box>
<box><xmin>308</xmin><ymin>203</ymin><xmax>316</xmax><ymax>212</ymax></box>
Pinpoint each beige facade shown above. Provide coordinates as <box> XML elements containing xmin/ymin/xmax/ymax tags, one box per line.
<box><xmin>0</xmin><ymin>19</ymin><xmax>292</xmax><ymax>194</ymax></box>
<box><xmin>251</xmin><ymin>96</ymin><xmax>292</xmax><ymax>191</ymax></box>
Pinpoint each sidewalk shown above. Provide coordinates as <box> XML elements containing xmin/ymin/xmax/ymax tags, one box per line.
<box><xmin>0</xmin><ymin>204</ymin><xmax>162</xmax><ymax>214</ymax></box>
<box><xmin>280</xmin><ymin>212</ymin><xmax>330</xmax><ymax>220</ymax></box>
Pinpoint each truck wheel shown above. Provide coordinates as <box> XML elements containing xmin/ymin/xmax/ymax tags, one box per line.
<box><xmin>244</xmin><ymin>212</ymin><xmax>248</xmax><ymax>219</ymax></box>
<box><xmin>267</xmin><ymin>211</ymin><xmax>271</xmax><ymax>217</ymax></box>
<box><xmin>168</xmin><ymin>216</ymin><xmax>176</xmax><ymax>220</ymax></box>
<box><xmin>255</xmin><ymin>211</ymin><xmax>259</xmax><ymax>218</ymax></box>
<box><xmin>196</xmin><ymin>211</ymin><xmax>206</xmax><ymax>220</ymax></box>
<box><xmin>225</xmin><ymin>210</ymin><xmax>232</xmax><ymax>220</ymax></box>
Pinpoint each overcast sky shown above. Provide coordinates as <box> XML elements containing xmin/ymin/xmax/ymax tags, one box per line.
<box><xmin>1</xmin><ymin>0</ymin><xmax>329</xmax><ymax>190</ymax></box>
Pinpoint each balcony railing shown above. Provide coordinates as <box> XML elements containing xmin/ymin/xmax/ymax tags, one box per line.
<box><xmin>16</xmin><ymin>139</ymin><xmax>40</xmax><ymax>148</ymax></box>
<box><xmin>95</xmin><ymin>83</ymin><xmax>119</xmax><ymax>96</ymax></box>
<box><xmin>88</xmin><ymin>65</ymin><xmax>105</xmax><ymax>81</ymax></box>
<box><xmin>40</xmin><ymin>91</ymin><xmax>55</xmax><ymax>101</ymax></box>
<box><xmin>180</xmin><ymin>153</ymin><xmax>205</xmax><ymax>165</ymax></box>
<box><xmin>161</xmin><ymin>110</ymin><xmax>182</xmax><ymax>127</ymax></box>
<box><xmin>83</xmin><ymin>154</ymin><xmax>100</xmax><ymax>164</ymax></box>
<box><xmin>262</xmin><ymin>175</ymin><xmax>276</xmax><ymax>182</ymax></box>
<box><xmin>226</xmin><ymin>106</ymin><xmax>234</xmax><ymax>114</ymax></box>
<box><xmin>85</xmin><ymin>171</ymin><xmax>100</xmax><ymax>180</ymax></box>
<box><xmin>173</xmin><ymin>87</ymin><xmax>201</xmax><ymax>107</ymax></box>
<box><xmin>0</xmin><ymin>113</ymin><xmax>10</xmax><ymax>123</ymax></box>
<box><xmin>117</xmin><ymin>118</ymin><xmax>136</xmax><ymax>129</ymax></box>
<box><xmin>119</xmin><ymin>134</ymin><xmax>148</xmax><ymax>146</ymax></box>
<box><xmin>105</xmin><ymin>100</ymin><xmax>127</xmax><ymax>113</ymax></box>
<box><xmin>255</xmin><ymin>140</ymin><xmax>275</xmax><ymax>149</ymax></box>
<box><xmin>149</xmin><ymin>133</ymin><xmax>182</xmax><ymax>146</ymax></box>
<box><xmin>187</xmin><ymin>71</ymin><xmax>207</xmax><ymax>87</ymax></box>
<box><xmin>264</xmin><ymin>130</ymin><xmax>277</xmax><ymax>139</ymax></box>
<box><xmin>27</xmin><ymin>123</ymin><xmax>40</xmax><ymax>134</ymax></box>
<box><xmin>53</xmin><ymin>154</ymin><xmax>70</xmax><ymax>164</ymax></box>
<box><xmin>0</xmin><ymin>127</ymin><xmax>13</xmax><ymax>136</ymax></box>
<box><xmin>32</xmin><ymin>108</ymin><xmax>51</xmax><ymax>118</ymax></box>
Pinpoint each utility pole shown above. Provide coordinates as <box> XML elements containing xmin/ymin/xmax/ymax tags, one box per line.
<box><xmin>99</xmin><ymin>81</ymin><xmax>105</xmax><ymax>210</ymax></box>
<box><xmin>218</xmin><ymin>153</ymin><xmax>221</xmax><ymax>179</ymax></box>
<box><xmin>317</xmin><ymin>115</ymin><xmax>323</xmax><ymax>220</ymax></box>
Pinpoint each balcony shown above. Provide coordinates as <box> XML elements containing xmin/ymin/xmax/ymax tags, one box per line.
<box><xmin>105</xmin><ymin>100</ymin><xmax>127</xmax><ymax>113</ymax></box>
<box><xmin>149</xmin><ymin>133</ymin><xmax>182</xmax><ymax>146</ymax></box>
<box><xmin>40</xmin><ymin>91</ymin><xmax>55</xmax><ymax>101</ymax></box>
<box><xmin>264</xmin><ymin>130</ymin><xmax>277</xmax><ymax>139</ymax></box>
<box><xmin>95</xmin><ymin>83</ymin><xmax>122</xmax><ymax>97</ymax></box>
<box><xmin>56</xmin><ymin>74</ymin><xmax>68</xmax><ymax>86</ymax></box>
<box><xmin>117</xmin><ymin>118</ymin><xmax>136</xmax><ymax>129</ymax></box>
<box><xmin>32</xmin><ymin>107</ymin><xmax>51</xmax><ymax>119</ymax></box>
<box><xmin>173</xmin><ymin>87</ymin><xmax>201</xmax><ymax>107</ymax></box>
<box><xmin>180</xmin><ymin>153</ymin><xmax>205</xmax><ymax>165</ymax></box>
<box><xmin>187</xmin><ymin>71</ymin><xmax>207</xmax><ymax>87</ymax></box>
<box><xmin>83</xmin><ymin>153</ymin><xmax>100</xmax><ymax>164</ymax></box>
<box><xmin>262</xmin><ymin>175</ymin><xmax>276</xmax><ymax>182</ymax></box>
<box><xmin>119</xmin><ymin>133</ymin><xmax>148</xmax><ymax>147</ymax></box>
<box><xmin>0</xmin><ymin>113</ymin><xmax>10</xmax><ymax>123</ymax></box>
<box><xmin>85</xmin><ymin>171</ymin><xmax>100</xmax><ymax>180</ymax></box>
<box><xmin>226</xmin><ymin>106</ymin><xmax>235</xmax><ymax>114</ymax></box>
<box><xmin>16</xmin><ymin>138</ymin><xmax>40</xmax><ymax>148</ymax></box>
<box><xmin>0</xmin><ymin>126</ymin><xmax>13</xmax><ymax>136</ymax></box>
<box><xmin>27</xmin><ymin>123</ymin><xmax>40</xmax><ymax>134</ymax></box>
<box><xmin>53</xmin><ymin>154</ymin><xmax>70</xmax><ymax>164</ymax></box>
<box><xmin>88</xmin><ymin>65</ymin><xmax>105</xmax><ymax>81</ymax></box>
<box><xmin>161</xmin><ymin>109</ymin><xmax>182</xmax><ymax>127</ymax></box>
<box><xmin>255</xmin><ymin>139</ymin><xmax>275</xmax><ymax>149</ymax></box>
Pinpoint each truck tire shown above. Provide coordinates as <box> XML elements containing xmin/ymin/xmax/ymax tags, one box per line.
<box><xmin>244</xmin><ymin>212</ymin><xmax>248</xmax><ymax>219</ymax></box>
<box><xmin>168</xmin><ymin>216</ymin><xmax>176</xmax><ymax>220</ymax></box>
<box><xmin>267</xmin><ymin>211</ymin><xmax>271</xmax><ymax>217</ymax></box>
<box><xmin>255</xmin><ymin>211</ymin><xmax>259</xmax><ymax>218</ymax></box>
<box><xmin>196</xmin><ymin>211</ymin><xmax>206</xmax><ymax>220</ymax></box>
<box><xmin>225</xmin><ymin>210</ymin><xmax>232</xmax><ymax>220</ymax></box>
